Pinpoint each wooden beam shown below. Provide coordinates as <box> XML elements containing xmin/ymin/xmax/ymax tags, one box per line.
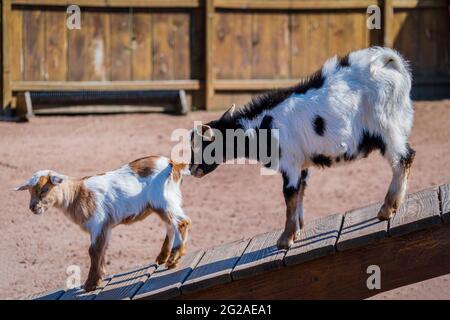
<box><xmin>383</xmin><ymin>0</ymin><xmax>394</xmax><ymax>48</ymax></box>
<box><xmin>2</xmin><ymin>0</ymin><xmax>12</xmax><ymax>109</ymax></box>
<box><xmin>205</xmin><ymin>0</ymin><xmax>215</xmax><ymax>110</ymax></box>
<box><xmin>214</xmin><ymin>79</ymin><xmax>299</xmax><ymax>91</ymax></box>
<box><xmin>214</xmin><ymin>0</ymin><xmax>378</xmax><ymax>10</ymax></box>
<box><xmin>11</xmin><ymin>80</ymin><xmax>201</xmax><ymax>91</ymax></box>
<box><xmin>179</xmin><ymin>223</ymin><xmax>450</xmax><ymax>299</ymax></box>
<box><xmin>11</xmin><ymin>0</ymin><xmax>201</xmax><ymax>8</ymax></box>
<box><xmin>393</xmin><ymin>0</ymin><xmax>448</xmax><ymax>8</ymax></box>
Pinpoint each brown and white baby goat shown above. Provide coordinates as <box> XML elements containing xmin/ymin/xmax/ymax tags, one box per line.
<box><xmin>14</xmin><ymin>156</ymin><xmax>191</xmax><ymax>292</ymax></box>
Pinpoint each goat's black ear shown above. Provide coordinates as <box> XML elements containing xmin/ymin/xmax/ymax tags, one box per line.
<box><xmin>219</xmin><ymin>104</ymin><xmax>236</xmax><ymax>121</ymax></box>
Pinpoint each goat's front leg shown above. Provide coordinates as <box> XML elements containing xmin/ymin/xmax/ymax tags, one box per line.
<box><xmin>378</xmin><ymin>144</ymin><xmax>415</xmax><ymax>220</ymax></box>
<box><xmin>166</xmin><ymin>221</ymin><xmax>184</xmax><ymax>269</ymax></box>
<box><xmin>294</xmin><ymin>169</ymin><xmax>309</xmax><ymax>238</ymax></box>
<box><xmin>277</xmin><ymin>170</ymin><xmax>301</xmax><ymax>250</ymax></box>
<box><xmin>85</xmin><ymin>228</ymin><xmax>110</xmax><ymax>292</ymax></box>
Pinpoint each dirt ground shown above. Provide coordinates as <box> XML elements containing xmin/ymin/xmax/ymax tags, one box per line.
<box><xmin>0</xmin><ymin>100</ymin><xmax>449</xmax><ymax>300</ymax></box>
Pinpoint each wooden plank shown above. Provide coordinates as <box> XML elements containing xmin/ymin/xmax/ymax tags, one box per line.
<box><xmin>418</xmin><ymin>8</ymin><xmax>439</xmax><ymax>76</ymax></box>
<box><xmin>23</xmin><ymin>8</ymin><xmax>46</xmax><ymax>81</ymax></box>
<box><xmin>383</xmin><ymin>0</ymin><xmax>394</xmax><ymax>47</ymax></box>
<box><xmin>439</xmin><ymin>184</ymin><xmax>450</xmax><ymax>223</ymax></box>
<box><xmin>389</xmin><ymin>188</ymin><xmax>442</xmax><ymax>237</ymax></box>
<box><xmin>392</xmin><ymin>9</ymin><xmax>420</xmax><ymax>72</ymax></box>
<box><xmin>59</xmin><ymin>278</ymin><xmax>111</xmax><ymax>300</ymax></box>
<box><xmin>214</xmin><ymin>12</ymin><xmax>234</xmax><ymax>79</ymax></box>
<box><xmin>152</xmin><ymin>13</ymin><xmax>174</xmax><ymax>80</ymax></box>
<box><xmin>336</xmin><ymin>202</ymin><xmax>388</xmax><ymax>251</ymax></box>
<box><xmin>181</xmin><ymin>239</ymin><xmax>250</xmax><ymax>294</ymax></box>
<box><xmin>111</xmin><ymin>10</ymin><xmax>132</xmax><ymax>81</ymax></box>
<box><xmin>251</xmin><ymin>12</ymin><xmax>289</xmax><ymax>79</ymax></box>
<box><xmin>172</xmin><ymin>12</ymin><xmax>191</xmax><ymax>80</ymax></box>
<box><xmin>214</xmin><ymin>79</ymin><xmax>299</xmax><ymax>90</ymax></box>
<box><xmin>2</xmin><ymin>0</ymin><xmax>13</xmax><ymax>108</ymax></box>
<box><xmin>215</xmin><ymin>0</ymin><xmax>377</xmax><ymax>9</ymax></box>
<box><xmin>305</xmin><ymin>12</ymin><xmax>329</xmax><ymax>74</ymax></box>
<box><xmin>12</xmin><ymin>0</ymin><xmax>201</xmax><ymax>7</ymax></box>
<box><xmin>290</xmin><ymin>12</ymin><xmax>308</xmax><ymax>78</ymax></box>
<box><xmin>205</xmin><ymin>0</ymin><xmax>215</xmax><ymax>109</ymax></box>
<box><xmin>24</xmin><ymin>288</ymin><xmax>65</xmax><ymax>300</ymax></box>
<box><xmin>285</xmin><ymin>213</ymin><xmax>343</xmax><ymax>266</ymax></box>
<box><xmin>231</xmin><ymin>229</ymin><xmax>286</xmax><ymax>281</ymax></box>
<box><xmin>131</xmin><ymin>10</ymin><xmax>152</xmax><ymax>80</ymax></box>
<box><xmin>11</xmin><ymin>80</ymin><xmax>200</xmax><ymax>91</ymax></box>
<box><xmin>180</xmin><ymin>223</ymin><xmax>450</xmax><ymax>299</ymax></box>
<box><xmin>68</xmin><ymin>10</ymin><xmax>111</xmax><ymax>81</ymax></box>
<box><xmin>10</xmin><ymin>7</ymin><xmax>23</xmax><ymax>81</ymax></box>
<box><xmin>46</xmin><ymin>9</ymin><xmax>67</xmax><ymax>81</ymax></box>
<box><xmin>393</xmin><ymin>0</ymin><xmax>448</xmax><ymax>8</ymax></box>
<box><xmin>133</xmin><ymin>250</ymin><xmax>204</xmax><ymax>300</ymax></box>
<box><xmin>95</xmin><ymin>264</ymin><xmax>156</xmax><ymax>300</ymax></box>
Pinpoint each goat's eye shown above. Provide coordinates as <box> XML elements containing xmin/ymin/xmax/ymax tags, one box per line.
<box><xmin>40</xmin><ymin>186</ymin><xmax>50</xmax><ymax>195</ymax></box>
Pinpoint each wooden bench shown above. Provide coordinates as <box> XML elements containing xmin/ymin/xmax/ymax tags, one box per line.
<box><xmin>25</xmin><ymin>183</ymin><xmax>450</xmax><ymax>300</ymax></box>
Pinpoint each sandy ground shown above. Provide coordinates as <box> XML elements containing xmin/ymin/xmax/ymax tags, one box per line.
<box><xmin>0</xmin><ymin>100</ymin><xmax>449</xmax><ymax>300</ymax></box>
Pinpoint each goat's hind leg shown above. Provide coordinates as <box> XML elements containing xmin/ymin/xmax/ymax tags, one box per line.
<box><xmin>378</xmin><ymin>143</ymin><xmax>416</xmax><ymax>220</ymax></box>
<box><xmin>277</xmin><ymin>169</ymin><xmax>301</xmax><ymax>250</ymax></box>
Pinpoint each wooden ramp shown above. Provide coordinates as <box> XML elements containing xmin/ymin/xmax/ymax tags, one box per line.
<box><xmin>26</xmin><ymin>183</ymin><xmax>450</xmax><ymax>300</ymax></box>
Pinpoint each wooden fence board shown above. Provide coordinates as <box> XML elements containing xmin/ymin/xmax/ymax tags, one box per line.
<box><xmin>10</xmin><ymin>8</ymin><xmax>23</xmax><ymax>81</ymax></box>
<box><xmin>285</xmin><ymin>213</ymin><xmax>343</xmax><ymax>266</ymax></box>
<box><xmin>95</xmin><ymin>264</ymin><xmax>156</xmax><ymax>300</ymax></box>
<box><xmin>133</xmin><ymin>250</ymin><xmax>204</xmax><ymax>300</ymax></box>
<box><xmin>336</xmin><ymin>201</ymin><xmax>388</xmax><ymax>251</ymax></box>
<box><xmin>290</xmin><ymin>13</ymin><xmax>308</xmax><ymax>78</ymax></box>
<box><xmin>439</xmin><ymin>183</ymin><xmax>450</xmax><ymax>223</ymax></box>
<box><xmin>111</xmin><ymin>10</ymin><xmax>132</xmax><ymax>81</ymax></box>
<box><xmin>389</xmin><ymin>188</ymin><xmax>441</xmax><ymax>236</ymax></box>
<box><xmin>152</xmin><ymin>13</ymin><xmax>174</xmax><ymax>80</ymax></box>
<box><xmin>181</xmin><ymin>238</ymin><xmax>250</xmax><ymax>294</ymax></box>
<box><xmin>251</xmin><ymin>12</ymin><xmax>289</xmax><ymax>79</ymax></box>
<box><xmin>23</xmin><ymin>9</ymin><xmax>46</xmax><ymax>81</ymax></box>
<box><xmin>131</xmin><ymin>10</ymin><xmax>152</xmax><ymax>80</ymax></box>
<box><xmin>172</xmin><ymin>12</ymin><xmax>191</xmax><ymax>79</ymax></box>
<box><xmin>231</xmin><ymin>229</ymin><xmax>286</xmax><ymax>281</ymax></box>
<box><xmin>45</xmin><ymin>9</ymin><xmax>67</xmax><ymax>81</ymax></box>
<box><xmin>305</xmin><ymin>12</ymin><xmax>329</xmax><ymax>74</ymax></box>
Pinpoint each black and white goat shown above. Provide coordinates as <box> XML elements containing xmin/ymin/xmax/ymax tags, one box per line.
<box><xmin>190</xmin><ymin>47</ymin><xmax>415</xmax><ymax>249</ymax></box>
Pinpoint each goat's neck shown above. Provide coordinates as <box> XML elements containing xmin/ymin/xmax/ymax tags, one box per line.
<box><xmin>54</xmin><ymin>179</ymin><xmax>81</xmax><ymax>214</ymax></box>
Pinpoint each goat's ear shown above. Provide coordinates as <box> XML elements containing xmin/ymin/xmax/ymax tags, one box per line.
<box><xmin>194</xmin><ymin>124</ymin><xmax>215</xmax><ymax>142</ymax></box>
<box><xmin>13</xmin><ymin>181</ymin><xmax>31</xmax><ymax>191</ymax></box>
<box><xmin>219</xmin><ymin>104</ymin><xmax>236</xmax><ymax>121</ymax></box>
<box><xmin>49</xmin><ymin>173</ymin><xmax>66</xmax><ymax>185</ymax></box>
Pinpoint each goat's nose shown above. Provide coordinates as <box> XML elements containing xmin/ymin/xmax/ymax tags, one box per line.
<box><xmin>29</xmin><ymin>204</ymin><xmax>36</xmax><ymax>211</ymax></box>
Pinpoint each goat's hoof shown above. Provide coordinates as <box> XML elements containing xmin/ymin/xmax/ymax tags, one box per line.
<box><xmin>378</xmin><ymin>205</ymin><xmax>396</xmax><ymax>221</ymax></box>
<box><xmin>166</xmin><ymin>247</ymin><xmax>182</xmax><ymax>269</ymax></box>
<box><xmin>156</xmin><ymin>253</ymin><xmax>169</xmax><ymax>266</ymax></box>
<box><xmin>83</xmin><ymin>280</ymin><xmax>100</xmax><ymax>292</ymax></box>
<box><xmin>276</xmin><ymin>237</ymin><xmax>293</xmax><ymax>250</ymax></box>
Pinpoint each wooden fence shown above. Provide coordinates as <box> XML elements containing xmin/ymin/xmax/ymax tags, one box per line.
<box><xmin>26</xmin><ymin>183</ymin><xmax>450</xmax><ymax>300</ymax></box>
<box><xmin>2</xmin><ymin>0</ymin><xmax>449</xmax><ymax>111</ymax></box>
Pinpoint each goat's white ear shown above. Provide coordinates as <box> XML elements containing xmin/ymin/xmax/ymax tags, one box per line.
<box><xmin>49</xmin><ymin>173</ymin><xmax>65</xmax><ymax>185</ymax></box>
<box><xmin>219</xmin><ymin>104</ymin><xmax>236</xmax><ymax>121</ymax></box>
<box><xmin>13</xmin><ymin>182</ymin><xmax>31</xmax><ymax>191</ymax></box>
<box><xmin>194</xmin><ymin>124</ymin><xmax>215</xmax><ymax>142</ymax></box>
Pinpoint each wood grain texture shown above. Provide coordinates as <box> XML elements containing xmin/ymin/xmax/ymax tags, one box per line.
<box><xmin>336</xmin><ymin>201</ymin><xmax>388</xmax><ymax>251</ymax></box>
<box><xmin>10</xmin><ymin>8</ymin><xmax>23</xmax><ymax>81</ymax></box>
<box><xmin>45</xmin><ymin>9</ymin><xmax>67</xmax><ymax>81</ymax></box>
<box><xmin>179</xmin><ymin>223</ymin><xmax>450</xmax><ymax>300</ymax></box>
<box><xmin>285</xmin><ymin>213</ymin><xmax>343</xmax><ymax>266</ymax></box>
<box><xmin>172</xmin><ymin>12</ymin><xmax>190</xmax><ymax>79</ymax></box>
<box><xmin>23</xmin><ymin>9</ymin><xmax>46</xmax><ymax>80</ymax></box>
<box><xmin>26</xmin><ymin>288</ymin><xmax>65</xmax><ymax>300</ymax></box>
<box><xmin>59</xmin><ymin>278</ymin><xmax>111</xmax><ymax>300</ymax></box>
<box><xmin>305</xmin><ymin>12</ymin><xmax>329</xmax><ymax>74</ymax></box>
<box><xmin>439</xmin><ymin>183</ymin><xmax>450</xmax><ymax>223</ymax></box>
<box><xmin>290</xmin><ymin>13</ymin><xmax>308</xmax><ymax>78</ymax></box>
<box><xmin>231</xmin><ymin>229</ymin><xmax>286</xmax><ymax>281</ymax></box>
<box><xmin>389</xmin><ymin>188</ymin><xmax>442</xmax><ymax>237</ymax></box>
<box><xmin>152</xmin><ymin>13</ymin><xmax>174</xmax><ymax>80</ymax></box>
<box><xmin>111</xmin><ymin>10</ymin><xmax>132</xmax><ymax>81</ymax></box>
<box><xmin>251</xmin><ymin>12</ymin><xmax>289</xmax><ymax>79</ymax></box>
<box><xmin>181</xmin><ymin>239</ymin><xmax>250</xmax><ymax>294</ymax></box>
<box><xmin>131</xmin><ymin>10</ymin><xmax>152</xmax><ymax>80</ymax></box>
<box><xmin>133</xmin><ymin>250</ymin><xmax>204</xmax><ymax>300</ymax></box>
<box><xmin>95</xmin><ymin>264</ymin><xmax>156</xmax><ymax>300</ymax></box>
